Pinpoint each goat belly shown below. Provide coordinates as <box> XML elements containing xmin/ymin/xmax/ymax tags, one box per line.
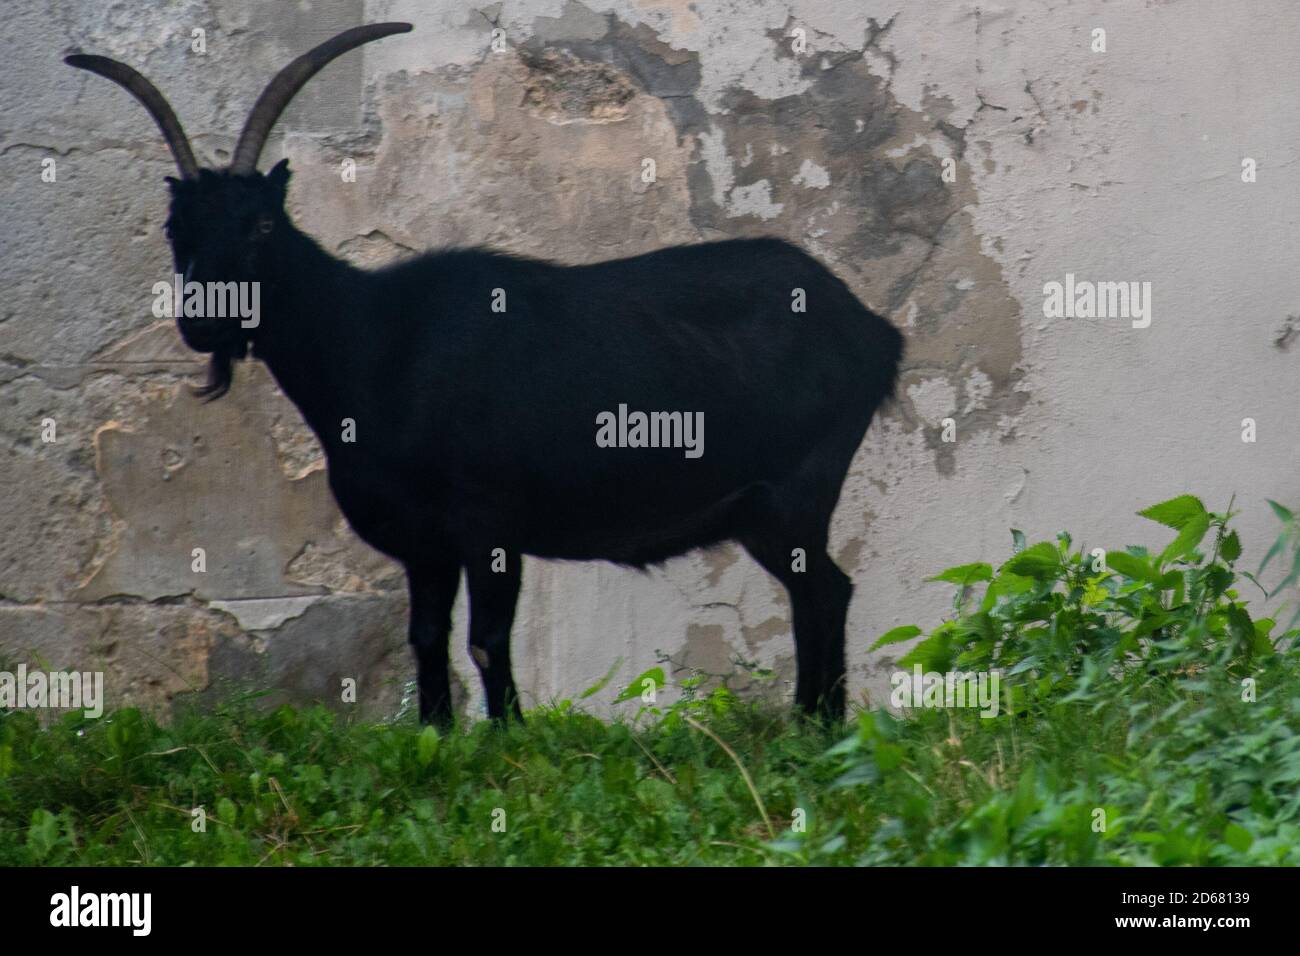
<box><xmin>449</xmin><ymin>401</ymin><xmax>841</xmax><ymax>564</ymax></box>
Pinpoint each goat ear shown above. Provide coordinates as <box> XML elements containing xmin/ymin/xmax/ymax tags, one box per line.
<box><xmin>164</xmin><ymin>175</ymin><xmax>181</xmax><ymax>191</ymax></box>
<box><xmin>266</xmin><ymin>158</ymin><xmax>292</xmax><ymax>194</ymax></box>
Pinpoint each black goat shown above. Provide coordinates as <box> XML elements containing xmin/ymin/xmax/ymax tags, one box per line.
<box><xmin>66</xmin><ymin>23</ymin><xmax>903</xmax><ymax>723</ymax></box>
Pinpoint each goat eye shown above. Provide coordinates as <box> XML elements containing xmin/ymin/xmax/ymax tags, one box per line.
<box><xmin>258</xmin><ymin>218</ymin><xmax>274</xmax><ymax>234</ymax></box>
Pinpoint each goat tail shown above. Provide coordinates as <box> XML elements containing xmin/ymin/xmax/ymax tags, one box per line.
<box><xmin>865</xmin><ymin>307</ymin><xmax>906</xmax><ymax>412</ymax></box>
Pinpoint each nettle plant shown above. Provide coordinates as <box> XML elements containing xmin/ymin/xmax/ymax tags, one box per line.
<box><xmin>874</xmin><ymin>495</ymin><xmax>1297</xmax><ymax>708</ymax></box>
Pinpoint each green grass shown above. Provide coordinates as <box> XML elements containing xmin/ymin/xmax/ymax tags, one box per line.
<box><xmin>6</xmin><ymin>493</ymin><xmax>1300</xmax><ymax>866</ymax></box>
<box><xmin>3</xmin><ymin>658</ymin><xmax>1298</xmax><ymax>866</ymax></box>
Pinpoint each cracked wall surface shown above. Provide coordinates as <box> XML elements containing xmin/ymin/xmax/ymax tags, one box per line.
<box><xmin>2</xmin><ymin>0</ymin><xmax>1299</xmax><ymax>719</ymax></box>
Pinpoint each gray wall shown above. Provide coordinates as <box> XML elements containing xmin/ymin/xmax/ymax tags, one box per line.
<box><xmin>3</xmin><ymin>0</ymin><xmax>1299</xmax><ymax>718</ymax></box>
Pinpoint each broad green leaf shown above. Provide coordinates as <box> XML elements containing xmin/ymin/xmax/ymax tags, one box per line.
<box><xmin>873</xmin><ymin>742</ymin><xmax>904</xmax><ymax>772</ymax></box>
<box><xmin>1220</xmin><ymin>530</ymin><xmax>1241</xmax><ymax>562</ymax></box>
<box><xmin>1161</xmin><ymin>512</ymin><xmax>1210</xmax><ymax>562</ymax></box>
<box><xmin>1157</xmin><ymin>569</ymin><xmax>1184</xmax><ymax>592</ymax></box>
<box><xmin>1252</xmin><ymin>618</ymin><xmax>1276</xmax><ymax>656</ymax></box>
<box><xmin>613</xmin><ymin>667</ymin><xmax>665</xmax><ymax>704</ymax></box>
<box><xmin>26</xmin><ymin>809</ymin><xmax>59</xmax><ymax>861</ymax></box>
<box><xmin>870</xmin><ymin>625</ymin><xmax>922</xmax><ymax>650</ymax></box>
<box><xmin>896</xmin><ymin>625</ymin><xmax>954</xmax><ymax>672</ymax></box>
<box><xmin>999</xmin><ymin>542</ymin><xmax>1062</xmax><ymax>580</ymax></box>
<box><xmin>1226</xmin><ymin>603</ymin><xmax>1252</xmax><ymax>632</ymax></box>
<box><xmin>1132</xmin><ymin>611</ymin><xmax>1171</xmax><ymax>639</ymax></box>
<box><xmin>1082</xmin><ymin>583</ymin><xmax>1108</xmax><ymax>605</ymax></box>
<box><xmin>926</xmin><ymin>562</ymin><xmax>993</xmax><ymax>586</ymax></box>
<box><xmin>1010</xmin><ymin>529</ymin><xmax>1027</xmax><ymax>554</ymax></box>
<box><xmin>1106</xmin><ymin>550</ymin><xmax>1158</xmax><ymax>583</ymax></box>
<box><xmin>1222</xmin><ymin>823</ymin><xmax>1253</xmax><ymax>853</ymax></box>
<box><xmin>416</xmin><ymin>725</ymin><xmax>440</xmax><ymax>767</ymax></box>
<box><xmin>216</xmin><ymin>798</ymin><xmax>238</xmax><ymax>825</ymax></box>
<box><xmin>1138</xmin><ymin>494</ymin><xmax>1207</xmax><ymax>531</ymax></box>
<box><xmin>980</xmin><ymin>571</ymin><xmax>1031</xmax><ymax>613</ymax></box>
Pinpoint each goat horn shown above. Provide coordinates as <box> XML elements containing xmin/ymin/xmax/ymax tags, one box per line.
<box><xmin>229</xmin><ymin>22</ymin><xmax>412</xmax><ymax>176</ymax></box>
<box><xmin>64</xmin><ymin>54</ymin><xmax>200</xmax><ymax>179</ymax></box>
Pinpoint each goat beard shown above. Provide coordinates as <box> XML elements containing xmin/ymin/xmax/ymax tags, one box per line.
<box><xmin>192</xmin><ymin>340</ymin><xmax>248</xmax><ymax>401</ymax></box>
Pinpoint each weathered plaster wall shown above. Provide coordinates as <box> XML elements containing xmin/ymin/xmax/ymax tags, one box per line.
<box><xmin>2</xmin><ymin>1</ymin><xmax>1298</xmax><ymax>719</ymax></box>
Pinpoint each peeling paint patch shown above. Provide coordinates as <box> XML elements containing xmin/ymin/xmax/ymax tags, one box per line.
<box><xmin>682</xmin><ymin>622</ymin><xmax>734</xmax><ymax>677</ymax></box>
<box><xmin>962</xmin><ymin>368</ymin><xmax>994</xmax><ymax>413</ymax></box>
<box><xmin>791</xmin><ymin>158</ymin><xmax>829</xmax><ymax>189</ymax></box>
<box><xmin>208</xmin><ymin>596</ymin><xmax>321</xmax><ymax>631</ymax></box>
<box><xmin>726</xmin><ymin>179</ymin><xmax>784</xmax><ymax>220</ymax></box>
<box><xmin>701</xmin><ymin>543</ymin><xmax>740</xmax><ymax>588</ymax></box>
<box><xmin>906</xmin><ymin>377</ymin><xmax>957</xmax><ymax>426</ymax></box>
